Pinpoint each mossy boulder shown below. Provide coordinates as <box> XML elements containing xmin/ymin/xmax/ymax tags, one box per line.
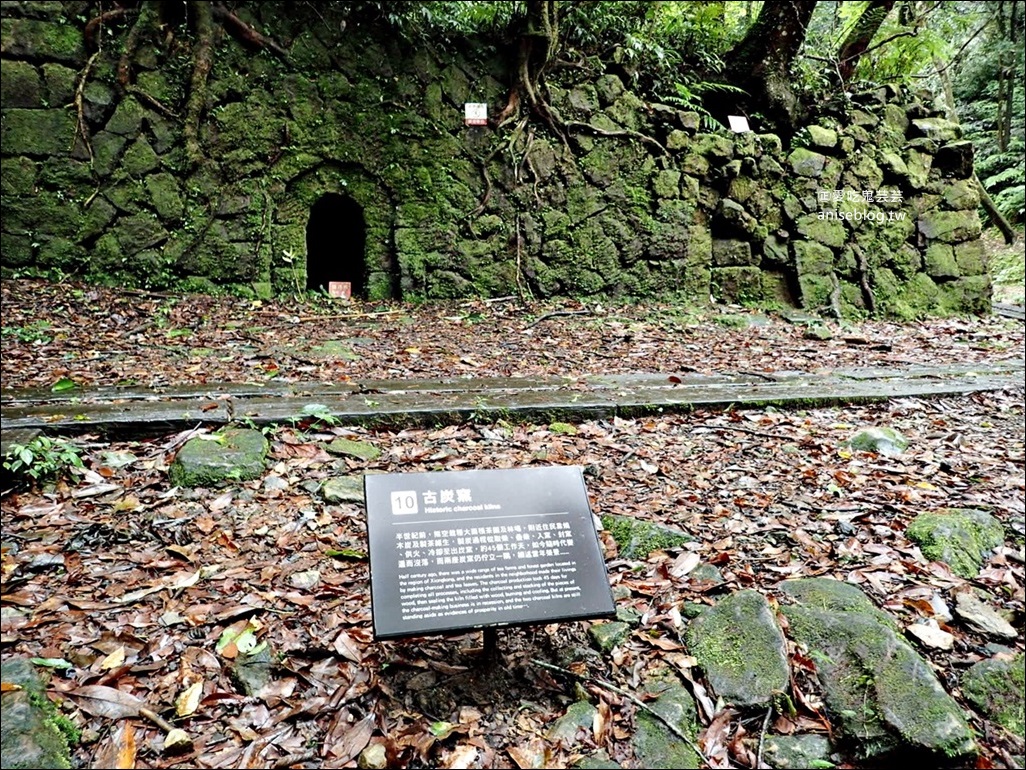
<box><xmin>0</xmin><ymin>108</ymin><xmax>76</xmax><ymax>156</ymax></box>
<box><xmin>589</xmin><ymin>621</ymin><xmax>629</xmax><ymax>653</ymax></box>
<box><xmin>321</xmin><ymin>476</ymin><xmax>366</xmax><ymax>504</ymax></box>
<box><xmin>924</xmin><ymin>243</ymin><xmax>959</xmax><ymax>279</ymax></box>
<box><xmin>325</xmin><ymin>437</ymin><xmax>381</xmax><ymax>461</ymax></box>
<box><xmin>953</xmin><ymin>240</ymin><xmax>987</xmax><ymax>276</ymax></box>
<box><xmin>652</xmin><ymin>170</ymin><xmax>681</xmax><ymax>199</ymax></box>
<box><xmin>780</xmin><ymin>578</ymin><xmax>976</xmax><ymax>760</ymax></box>
<box><xmin>961</xmin><ymin>654</ymin><xmax>1025</xmax><ymax>738</ymax></box>
<box><xmin>0</xmin><ymin>658</ymin><xmax>73</xmax><ymax>770</ymax></box>
<box><xmin>0</xmin><ymin>60</ymin><xmax>42</xmax><ymax>108</ymax></box>
<box><xmin>806</xmin><ymin>125</ymin><xmax>838</xmax><ymax>149</ymax></box>
<box><xmin>788</xmin><ymin>148</ymin><xmax>827</xmax><ymax>178</ymax></box>
<box><xmin>796</xmin><ymin>214</ymin><xmax>846</xmax><ymax>249</ymax></box>
<box><xmin>145</xmin><ymin>173</ymin><xmax>185</xmax><ymax>221</ymax></box>
<box><xmin>906</xmin><ymin>509</ymin><xmax>1004</xmax><ymax>578</ymax></box>
<box><xmin>692</xmin><ymin>133</ymin><xmax>734</xmax><ymax>161</ymax></box>
<box><xmin>910</xmin><ymin>117</ymin><xmax>962</xmax><ymax>143</ymax></box>
<box><xmin>601</xmin><ymin>514</ymin><xmax>691</xmax><ymax>559</ymax></box>
<box><xmin>712</xmin><ymin>239</ymin><xmax>754</xmax><ymax>267</ymax></box>
<box><xmin>934</xmin><ymin>141</ymin><xmax>974</xmax><ymax>179</ymax></box>
<box><xmin>686</xmin><ymin>590</ymin><xmax>789</xmax><ymax>708</ymax></box>
<box><xmin>1</xmin><ymin>156</ymin><xmax>36</xmax><ymax>195</ymax></box>
<box><xmin>762</xmin><ymin>735</ymin><xmax>834</xmax><ymax>769</ymax></box>
<box><xmin>548</xmin><ymin>700</ymin><xmax>599</xmax><ymax>743</ymax></box>
<box><xmin>631</xmin><ymin>678</ymin><xmax>701</xmax><ymax>769</ymax></box>
<box><xmin>918</xmin><ymin>210</ymin><xmax>981</xmax><ymax>244</ymax></box>
<box><xmin>846</xmin><ymin>427</ymin><xmax>908</xmax><ymax>456</ymax></box>
<box><xmin>170</xmin><ymin>429</ymin><xmax>269</xmax><ymax>487</ymax></box>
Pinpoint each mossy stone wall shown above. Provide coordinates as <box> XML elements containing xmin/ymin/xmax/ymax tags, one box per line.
<box><xmin>0</xmin><ymin>2</ymin><xmax>991</xmax><ymax>315</ymax></box>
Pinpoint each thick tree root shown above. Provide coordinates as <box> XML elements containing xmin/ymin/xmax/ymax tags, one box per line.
<box><xmin>564</xmin><ymin>120</ymin><xmax>667</xmax><ymax>155</ymax></box>
<box><xmin>184</xmin><ymin>0</ymin><xmax>215</xmax><ymax>169</ymax></box>
<box><xmin>212</xmin><ymin>2</ymin><xmax>290</xmax><ymax>61</ymax></box>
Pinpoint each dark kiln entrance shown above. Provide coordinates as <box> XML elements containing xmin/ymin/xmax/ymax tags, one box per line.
<box><xmin>306</xmin><ymin>193</ymin><xmax>367</xmax><ymax>297</ymax></box>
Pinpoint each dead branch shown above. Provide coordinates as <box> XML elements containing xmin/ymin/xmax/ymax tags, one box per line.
<box><xmin>756</xmin><ymin>707</ymin><xmax>772</xmax><ymax>769</ymax></box>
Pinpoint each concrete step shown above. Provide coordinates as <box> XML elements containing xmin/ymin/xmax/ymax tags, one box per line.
<box><xmin>2</xmin><ymin>359</ymin><xmax>1022</xmax><ymax>444</ymax></box>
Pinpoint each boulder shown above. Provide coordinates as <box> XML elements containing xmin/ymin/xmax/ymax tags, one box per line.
<box><xmin>601</xmin><ymin>514</ymin><xmax>691</xmax><ymax>559</ymax></box>
<box><xmin>961</xmin><ymin>654</ymin><xmax>1025</xmax><ymax>738</ymax></box>
<box><xmin>906</xmin><ymin>509</ymin><xmax>1004</xmax><ymax>578</ymax></box>
<box><xmin>0</xmin><ymin>658</ymin><xmax>73</xmax><ymax>770</ymax></box>
<box><xmin>631</xmin><ymin>678</ymin><xmax>701</xmax><ymax>769</ymax></box>
<box><xmin>780</xmin><ymin>578</ymin><xmax>976</xmax><ymax>760</ymax></box>
<box><xmin>170</xmin><ymin>429</ymin><xmax>268</xmax><ymax>487</ymax></box>
<box><xmin>686</xmin><ymin>590</ymin><xmax>789</xmax><ymax>708</ymax></box>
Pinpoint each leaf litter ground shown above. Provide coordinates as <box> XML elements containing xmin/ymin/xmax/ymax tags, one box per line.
<box><xmin>1</xmin><ymin>279</ymin><xmax>1024</xmax><ymax>769</ymax></box>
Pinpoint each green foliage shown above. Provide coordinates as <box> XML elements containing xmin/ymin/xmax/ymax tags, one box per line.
<box><xmin>951</xmin><ymin>3</ymin><xmax>1025</xmax><ymax>224</ymax></box>
<box><xmin>3</xmin><ymin>435</ymin><xmax>85</xmax><ymax>485</ymax></box>
<box><xmin>1</xmin><ymin>320</ymin><xmax>53</xmax><ymax>344</ymax></box>
<box><xmin>295</xmin><ymin>403</ymin><xmax>340</xmax><ymax>428</ymax></box>
<box><xmin>663</xmin><ymin>79</ymin><xmax>747</xmax><ymax>129</ymax></box>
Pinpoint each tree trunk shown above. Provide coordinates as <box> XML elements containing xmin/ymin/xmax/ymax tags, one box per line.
<box><xmin>726</xmin><ymin>0</ymin><xmax>818</xmax><ymax>129</ymax></box>
<box><xmin>495</xmin><ymin>1</ymin><xmax>563</xmax><ymax>138</ymax></box>
<box><xmin>836</xmin><ymin>0</ymin><xmax>896</xmax><ymax>83</ymax></box>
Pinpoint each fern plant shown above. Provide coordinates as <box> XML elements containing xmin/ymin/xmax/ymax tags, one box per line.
<box><xmin>662</xmin><ymin>80</ymin><xmax>748</xmax><ymax>130</ymax></box>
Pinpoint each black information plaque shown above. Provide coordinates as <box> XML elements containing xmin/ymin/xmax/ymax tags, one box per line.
<box><xmin>364</xmin><ymin>466</ymin><xmax>615</xmax><ymax>640</ymax></box>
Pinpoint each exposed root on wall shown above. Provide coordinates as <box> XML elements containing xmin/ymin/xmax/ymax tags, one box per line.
<box><xmin>183</xmin><ymin>0</ymin><xmax>215</xmax><ymax>170</ymax></box>
<box><xmin>564</xmin><ymin>120</ymin><xmax>667</xmax><ymax>156</ymax></box>
<box><xmin>212</xmin><ymin>2</ymin><xmax>290</xmax><ymax>61</ymax></box>
<box><xmin>117</xmin><ymin>2</ymin><xmax>156</xmax><ymax>89</ymax></box>
<box><xmin>72</xmin><ymin>51</ymin><xmax>100</xmax><ymax>164</ymax></box>
<box><xmin>853</xmin><ymin>244</ymin><xmax>877</xmax><ymax>314</ymax></box>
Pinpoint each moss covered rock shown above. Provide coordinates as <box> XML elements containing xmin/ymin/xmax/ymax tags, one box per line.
<box><xmin>170</xmin><ymin>429</ymin><xmax>269</xmax><ymax>487</ymax></box>
<box><xmin>1</xmin><ymin>108</ymin><xmax>76</xmax><ymax>156</ymax></box>
<box><xmin>788</xmin><ymin>148</ymin><xmax>827</xmax><ymax>177</ymax></box>
<box><xmin>686</xmin><ymin>590</ymin><xmax>788</xmax><ymax>708</ymax></box>
<box><xmin>0</xmin><ymin>658</ymin><xmax>73</xmax><ymax>770</ymax></box>
<box><xmin>762</xmin><ymin>735</ymin><xmax>834</xmax><ymax>769</ymax></box>
<box><xmin>906</xmin><ymin>509</ymin><xmax>1004</xmax><ymax>578</ymax></box>
<box><xmin>601</xmin><ymin>514</ymin><xmax>691</xmax><ymax>560</ymax></box>
<box><xmin>780</xmin><ymin>578</ymin><xmax>975</xmax><ymax>760</ymax></box>
<box><xmin>846</xmin><ymin>426</ymin><xmax>908</xmax><ymax>456</ymax></box>
<box><xmin>961</xmin><ymin>654</ymin><xmax>1025</xmax><ymax>738</ymax></box>
<box><xmin>589</xmin><ymin>621</ymin><xmax>629</xmax><ymax>653</ymax></box>
<box><xmin>631</xmin><ymin>678</ymin><xmax>701</xmax><ymax>769</ymax></box>
<box><xmin>325</xmin><ymin>437</ymin><xmax>381</xmax><ymax>461</ymax></box>
<box><xmin>918</xmin><ymin>210</ymin><xmax>981</xmax><ymax>244</ymax></box>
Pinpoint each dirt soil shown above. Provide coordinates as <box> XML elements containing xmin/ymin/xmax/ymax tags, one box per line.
<box><xmin>1</xmin><ymin>278</ymin><xmax>1024</xmax><ymax>769</ymax></box>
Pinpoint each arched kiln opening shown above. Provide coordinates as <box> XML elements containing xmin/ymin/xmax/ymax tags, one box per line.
<box><xmin>306</xmin><ymin>193</ymin><xmax>367</xmax><ymax>297</ymax></box>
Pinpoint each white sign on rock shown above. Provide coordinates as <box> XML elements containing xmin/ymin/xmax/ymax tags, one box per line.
<box><xmin>728</xmin><ymin>115</ymin><xmax>751</xmax><ymax>133</ymax></box>
<box><xmin>464</xmin><ymin>103</ymin><xmax>488</xmax><ymax>126</ymax></box>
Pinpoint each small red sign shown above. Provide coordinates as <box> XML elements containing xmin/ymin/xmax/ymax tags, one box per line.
<box><xmin>328</xmin><ymin>281</ymin><xmax>351</xmax><ymax>299</ymax></box>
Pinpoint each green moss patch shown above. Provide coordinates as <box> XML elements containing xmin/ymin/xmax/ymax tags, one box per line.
<box><xmin>906</xmin><ymin>509</ymin><xmax>1004</xmax><ymax>578</ymax></box>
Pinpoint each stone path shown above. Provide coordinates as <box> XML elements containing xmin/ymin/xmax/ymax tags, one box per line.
<box><xmin>1</xmin><ymin>359</ymin><xmax>1023</xmax><ymax>452</ymax></box>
